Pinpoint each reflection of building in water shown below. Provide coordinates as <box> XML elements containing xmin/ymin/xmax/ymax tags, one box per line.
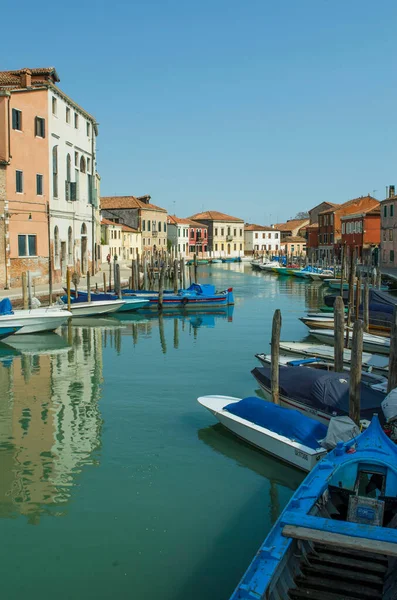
<box><xmin>0</xmin><ymin>328</ymin><xmax>103</xmax><ymax>522</ymax></box>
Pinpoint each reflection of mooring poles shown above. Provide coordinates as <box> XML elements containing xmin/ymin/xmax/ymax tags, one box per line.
<box><xmin>115</xmin><ymin>328</ymin><xmax>121</xmax><ymax>354</ymax></box>
<box><xmin>159</xmin><ymin>313</ymin><xmax>167</xmax><ymax>354</ymax></box>
<box><xmin>132</xmin><ymin>323</ymin><xmax>138</xmax><ymax>346</ymax></box>
<box><xmin>269</xmin><ymin>481</ymin><xmax>280</xmax><ymax>525</ymax></box>
<box><xmin>173</xmin><ymin>318</ymin><xmax>179</xmax><ymax>349</ymax></box>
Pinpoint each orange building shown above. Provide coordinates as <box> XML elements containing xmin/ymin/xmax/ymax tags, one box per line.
<box><xmin>0</xmin><ymin>70</ymin><xmax>50</xmax><ymax>287</ymax></box>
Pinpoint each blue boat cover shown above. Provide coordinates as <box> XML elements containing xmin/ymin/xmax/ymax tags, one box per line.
<box><xmin>223</xmin><ymin>396</ymin><xmax>327</xmax><ymax>449</ymax></box>
<box><xmin>252</xmin><ymin>366</ymin><xmax>386</xmax><ymax>423</ymax></box>
<box><xmin>187</xmin><ymin>283</ymin><xmax>216</xmax><ymax>296</ymax></box>
<box><xmin>0</xmin><ymin>298</ymin><xmax>13</xmax><ymax>315</ymax></box>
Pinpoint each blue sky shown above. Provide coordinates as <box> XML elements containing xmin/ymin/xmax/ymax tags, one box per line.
<box><xmin>3</xmin><ymin>0</ymin><xmax>396</xmax><ymax>223</ymax></box>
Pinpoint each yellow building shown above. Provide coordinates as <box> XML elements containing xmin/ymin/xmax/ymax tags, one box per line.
<box><xmin>189</xmin><ymin>210</ymin><xmax>245</xmax><ymax>257</ymax></box>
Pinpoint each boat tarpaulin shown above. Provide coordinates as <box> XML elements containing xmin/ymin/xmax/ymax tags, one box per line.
<box><xmin>187</xmin><ymin>283</ymin><xmax>216</xmax><ymax>296</ymax></box>
<box><xmin>223</xmin><ymin>396</ymin><xmax>327</xmax><ymax>449</ymax></box>
<box><xmin>252</xmin><ymin>366</ymin><xmax>386</xmax><ymax>423</ymax></box>
<box><xmin>0</xmin><ymin>298</ymin><xmax>13</xmax><ymax>315</ymax></box>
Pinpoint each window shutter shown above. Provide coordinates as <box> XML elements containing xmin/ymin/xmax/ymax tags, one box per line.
<box><xmin>70</xmin><ymin>182</ymin><xmax>76</xmax><ymax>201</ymax></box>
<box><xmin>35</xmin><ymin>116</ymin><xmax>39</xmax><ymax>136</ymax></box>
<box><xmin>12</xmin><ymin>109</ymin><xmax>16</xmax><ymax>129</ymax></box>
<box><xmin>42</xmin><ymin>118</ymin><xmax>45</xmax><ymax>138</ymax></box>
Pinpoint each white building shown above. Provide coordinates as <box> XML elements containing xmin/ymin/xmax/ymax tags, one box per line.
<box><xmin>101</xmin><ymin>219</ymin><xmax>123</xmax><ymax>263</ymax></box>
<box><xmin>244</xmin><ymin>224</ymin><xmax>281</xmax><ymax>255</ymax></box>
<box><xmin>48</xmin><ymin>87</ymin><xmax>99</xmax><ymax>282</ymax></box>
<box><xmin>167</xmin><ymin>215</ymin><xmax>190</xmax><ymax>256</ymax></box>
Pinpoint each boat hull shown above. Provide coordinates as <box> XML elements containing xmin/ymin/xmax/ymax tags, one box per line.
<box><xmin>0</xmin><ymin>326</ymin><xmax>21</xmax><ymax>339</ymax></box>
<box><xmin>115</xmin><ymin>299</ymin><xmax>150</xmax><ymax>312</ymax></box>
<box><xmin>198</xmin><ymin>395</ymin><xmax>326</xmax><ymax>471</ymax></box>
<box><xmin>0</xmin><ymin>309</ymin><xmax>72</xmax><ymax>335</ymax></box>
<box><xmin>309</xmin><ymin>328</ymin><xmax>390</xmax><ymax>355</ymax></box>
<box><xmin>66</xmin><ymin>301</ymin><xmax>125</xmax><ymax>317</ymax></box>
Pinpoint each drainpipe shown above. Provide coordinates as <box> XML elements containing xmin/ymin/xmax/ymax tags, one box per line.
<box><xmin>91</xmin><ymin>125</ymin><xmax>96</xmax><ymax>276</ymax></box>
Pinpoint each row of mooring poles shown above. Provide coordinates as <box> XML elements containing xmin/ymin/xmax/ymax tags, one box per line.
<box><xmin>270</xmin><ymin>301</ymin><xmax>397</xmax><ymax>425</ymax></box>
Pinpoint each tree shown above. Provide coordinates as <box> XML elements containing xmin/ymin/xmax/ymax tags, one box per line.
<box><xmin>294</xmin><ymin>211</ymin><xmax>309</xmax><ymax>219</ymax></box>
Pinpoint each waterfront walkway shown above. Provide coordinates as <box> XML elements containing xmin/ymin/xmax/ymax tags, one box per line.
<box><xmin>0</xmin><ymin>265</ymin><xmax>133</xmax><ymax>301</ymax></box>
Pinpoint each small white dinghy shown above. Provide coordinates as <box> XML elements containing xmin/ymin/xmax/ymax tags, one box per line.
<box><xmin>198</xmin><ymin>395</ymin><xmax>328</xmax><ymax>472</ymax></box>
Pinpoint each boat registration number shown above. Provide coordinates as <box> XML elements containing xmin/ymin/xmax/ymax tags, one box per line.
<box><xmin>295</xmin><ymin>449</ymin><xmax>308</xmax><ymax>461</ymax></box>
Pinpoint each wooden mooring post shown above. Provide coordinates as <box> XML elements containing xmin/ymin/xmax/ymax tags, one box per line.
<box><xmin>334</xmin><ymin>296</ymin><xmax>345</xmax><ymax>372</ymax></box>
<box><xmin>87</xmin><ymin>271</ymin><xmax>91</xmax><ymax>302</ymax></box>
<box><xmin>131</xmin><ymin>259</ymin><xmax>136</xmax><ymax>290</ymax></box>
<box><xmin>193</xmin><ymin>253</ymin><xmax>198</xmax><ymax>284</ymax></box>
<box><xmin>158</xmin><ymin>262</ymin><xmax>166</xmax><ymax>311</ymax></box>
<box><xmin>115</xmin><ymin>263</ymin><xmax>121</xmax><ymax>297</ymax></box>
<box><xmin>363</xmin><ymin>278</ymin><xmax>369</xmax><ymax>333</ymax></box>
<box><xmin>66</xmin><ymin>268</ymin><xmax>71</xmax><ymax>311</ymax></box>
<box><xmin>339</xmin><ymin>244</ymin><xmax>345</xmax><ymax>298</ymax></box>
<box><xmin>355</xmin><ymin>271</ymin><xmax>361</xmax><ymax>321</ymax></box>
<box><xmin>182</xmin><ymin>257</ymin><xmax>186</xmax><ymax>289</ymax></box>
<box><xmin>22</xmin><ymin>272</ymin><xmax>28</xmax><ymax>310</ymax></box>
<box><xmin>349</xmin><ymin>319</ymin><xmax>364</xmax><ymax>426</ymax></box>
<box><xmin>103</xmin><ymin>272</ymin><xmax>106</xmax><ymax>294</ymax></box>
<box><xmin>388</xmin><ymin>306</ymin><xmax>397</xmax><ymax>393</ymax></box>
<box><xmin>271</xmin><ymin>309</ymin><xmax>282</xmax><ymax>405</ymax></box>
<box><xmin>173</xmin><ymin>259</ymin><xmax>178</xmax><ymax>293</ymax></box>
<box><xmin>347</xmin><ymin>249</ymin><xmax>356</xmax><ymax>327</ymax></box>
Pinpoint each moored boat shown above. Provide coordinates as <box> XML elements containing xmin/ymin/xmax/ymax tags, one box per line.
<box><xmin>0</xmin><ymin>299</ymin><xmax>72</xmax><ymax>335</ymax></box>
<box><xmin>62</xmin><ymin>291</ymin><xmax>149</xmax><ymax>312</ymax></box>
<box><xmin>251</xmin><ymin>364</ymin><xmax>386</xmax><ymax>425</ymax></box>
<box><xmin>229</xmin><ymin>416</ymin><xmax>397</xmax><ymax>600</ymax></box>
<box><xmin>256</xmin><ymin>353</ymin><xmax>388</xmax><ymax>392</ymax></box>
<box><xmin>61</xmin><ymin>299</ymin><xmax>125</xmax><ymax>317</ymax></box>
<box><xmin>277</xmin><ymin>340</ymin><xmax>389</xmax><ymax>374</ymax></box>
<box><xmin>309</xmin><ymin>328</ymin><xmax>390</xmax><ymax>354</ymax></box>
<box><xmin>198</xmin><ymin>395</ymin><xmax>328</xmax><ymax>471</ymax></box>
<box><xmin>118</xmin><ymin>283</ymin><xmax>234</xmax><ymax>310</ymax></box>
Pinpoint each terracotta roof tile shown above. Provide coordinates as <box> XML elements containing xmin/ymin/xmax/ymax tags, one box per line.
<box><xmin>167</xmin><ymin>215</ymin><xmax>208</xmax><ymax>227</ymax></box>
<box><xmin>272</xmin><ymin>219</ymin><xmax>309</xmax><ymax>231</ymax></box>
<box><xmin>283</xmin><ymin>236</ymin><xmax>307</xmax><ymax>243</ymax></box>
<box><xmin>101</xmin><ymin>196</ymin><xmax>167</xmax><ymax>213</ymax></box>
<box><xmin>306</xmin><ymin>222</ymin><xmax>319</xmax><ymax>229</ymax></box>
<box><xmin>319</xmin><ymin>195</ymin><xmax>378</xmax><ymax>216</ymax></box>
<box><xmin>0</xmin><ymin>67</ymin><xmax>60</xmax><ymax>87</ymax></box>
<box><xmin>122</xmin><ymin>224</ymin><xmax>139</xmax><ymax>232</ymax></box>
<box><xmin>189</xmin><ymin>210</ymin><xmax>244</xmax><ymax>223</ymax></box>
<box><xmin>244</xmin><ymin>223</ymin><xmax>275</xmax><ymax>232</ymax></box>
<box><xmin>101</xmin><ymin>218</ymin><xmax>122</xmax><ymax>227</ymax></box>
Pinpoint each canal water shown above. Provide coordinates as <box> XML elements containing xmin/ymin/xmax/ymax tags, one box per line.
<box><xmin>0</xmin><ymin>264</ymin><xmax>326</xmax><ymax>600</ymax></box>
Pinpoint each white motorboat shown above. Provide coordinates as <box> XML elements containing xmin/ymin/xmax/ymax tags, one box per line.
<box><xmin>259</xmin><ymin>261</ymin><xmax>281</xmax><ymax>271</ymax></box>
<box><xmin>256</xmin><ymin>353</ymin><xmax>388</xmax><ymax>392</ymax></box>
<box><xmin>309</xmin><ymin>328</ymin><xmax>390</xmax><ymax>355</ymax></box>
<box><xmin>0</xmin><ymin>307</ymin><xmax>72</xmax><ymax>335</ymax></box>
<box><xmin>308</xmin><ymin>270</ymin><xmax>334</xmax><ymax>281</ymax></box>
<box><xmin>278</xmin><ymin>341</ymin><xmax>389</xmax><ymax>374</ymax></box>
<box><xmin>300</xmin><ymin>316</ymin><xmax>336</xmax><ymax>329</ymax></box>
<box><xmin>198</xmin><ymin>395</ymin><xmax>327</xmax><ymax>471</ymax></box>
<box><xmin>62</xmin><ymin>299</ymin><xmax>125</xmax><ymax>317</ymax></box>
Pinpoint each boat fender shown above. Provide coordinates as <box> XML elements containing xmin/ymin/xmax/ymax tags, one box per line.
<box><xmin>181</xmin><ymin>297</ymin><xmax>189</xmax><ymax>305</ymax></box>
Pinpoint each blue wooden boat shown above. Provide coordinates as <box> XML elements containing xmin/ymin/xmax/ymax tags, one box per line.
<box><xmin>230</xmin><ymin>415</ymin><xmax>397</xmax><ymax>600</ymax></box>
<box><xmin>114</xmin><ymin>283</ymin><xmax>234</xmax><ymax>310</ymax></box>
<box><xmin>0</xmin><ymin>325</ymin><xmax>22</xmax><ymax>340</ymax></box>
<box><xmin>222</xmin><ymin>257</ymin><xmax>241</xmax><ymax>263</ymax></box>
<box><xmin>62</xmin><ymin>290</ymin><xmax>150</xmax><ymax>312</ymax></box>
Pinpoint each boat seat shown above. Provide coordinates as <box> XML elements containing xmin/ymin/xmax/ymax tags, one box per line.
<box><xmin>347</xmin><ymin>496</ymin><xmax>384</xmax><ymax>527</ymax></box>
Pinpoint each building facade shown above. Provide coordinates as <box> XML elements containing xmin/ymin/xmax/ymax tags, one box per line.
<box><xmin>244</xmin><ymin>224</ymin><xmax>280</xmax><ymax>255</ymax></box>
<box><xmin>188</xmin><ymin>221</ymin><xmax>208</xmax><ymax>256</ymax></box>
<box><xmin>341</xmin><ymin>206</ymin><xmax>380</xmax><ymax>263</ymax></box>
<box><xmin>189</xmin><ymin>211</ymin><xmax>244</xmax><ymax>257</ymax></box>
<box><xmin>272</xmin><ymin>218</ymin><xmax>309</xmax><ymax>241</ymax></box>
<box><xmin>380</xmin><ymin>187</ymin><xmax>397</xmax><ymax>269</ymax></box>
<box><xmin>101</xmin><ymin>218</ymin><xmax>123</xmax><ymax>263</ymax></box>
<box><xmin>101</xmin><ymin>195</ymin><xmax>167</xmax><ymax>254</ymax></box>
<box><xmin>0</xmin><ymin>67</ymin><xmax>100</xmax><ymax>288</ymax></box>
<box><xmin>282</xmin><ymin>236</ymin><xmax>307</xmax><ymax>257</ymax></box>
<box><xmin>0</xmin><ymin>78</ymin><xmax>50</xmax><ymax>287</ymax></box>
<box><xmin>121</xmin><ymin>224</ymin><xmax>141</xmax><ymax>262</ymax></box>
<box><xmin>167</xmin><ymin>216</ymin><xmax>190</xmax><ymax>256</ymax></box>
<box><xmin>318</xmin><ymin>195</ymin><xmax>379</xmax><ymax>262</ymax></box>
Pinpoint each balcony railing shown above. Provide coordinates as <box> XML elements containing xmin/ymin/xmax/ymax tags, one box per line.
<box><xmin>152</xmin><ymin>231</ymin><xmax>158</xmax><ymax>237</ymax></box>
<box><xmin>226</xmin><ymin>235</ymin><xmax>233</xmax><ymax>242</ymax></box>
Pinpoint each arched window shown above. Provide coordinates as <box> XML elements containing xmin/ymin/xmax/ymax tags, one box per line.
<box><xmin>52</xmin><ymin>146</ymin><xmax>58</xmax><ymax>197</ymax></box>
<box><xmin>80</xmin><ymin>156</ymin><xmax>86</xmax><ymax>174</ymax></box>
<box><xmin>68</xmin><ymin>226</ymin><xmax>73</xmax><ymax>264</ymax></box>
<box><xmin>54</xmin><ymin>226</ymin><xmax>60</xmax><ymax>269</ymax></box>
<box><xmin>81</xmin><ymin>222</ymin><xmax>87</xmax><ymax>235</ymax></box>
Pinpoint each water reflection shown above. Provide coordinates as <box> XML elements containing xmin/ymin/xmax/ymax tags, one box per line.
<box><xmin>198</xmin><ymin>424</ymin><xmax>304</xmax><ymax>493</ymax></box>
<box><xmin>0</xmin><ymin>328</ymin><xmax>103</xmax><ymax>523</ymax></box>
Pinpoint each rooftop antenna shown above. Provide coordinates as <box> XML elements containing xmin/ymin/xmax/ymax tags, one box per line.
<box><xmin>372</xmin><ymin>190</ymin><xmax>377</xmax><ymax>198</ymax></box>
<box><xmin>173</xmin><ymin>200</ymin><xmax>176</xmax><ymax>215</ymax></box>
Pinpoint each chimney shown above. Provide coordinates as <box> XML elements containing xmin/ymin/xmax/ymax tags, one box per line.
<box><xmin>389</xmin><ymin>185</ymin><xmax>395</xmax><ymax>198</ymax></box>
<box><xmin>20</xmin><ymin>68</ymin><xmax>32</xmax><ymax>88</ymax></box>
